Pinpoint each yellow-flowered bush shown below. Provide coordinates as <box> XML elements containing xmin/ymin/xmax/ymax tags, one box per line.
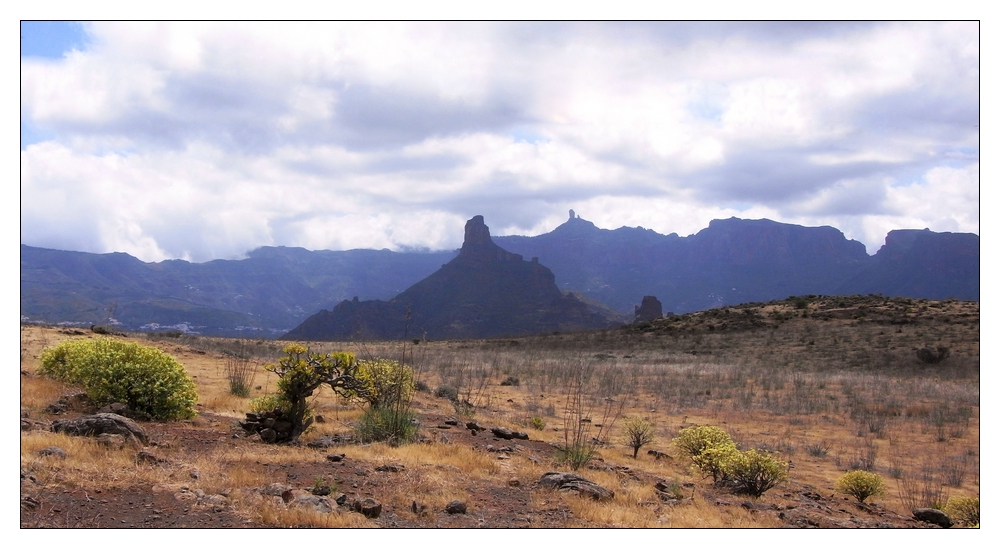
<box><xmin>39</xmin><ymin>338</ymin><xmax>197</xmax><ymax>420</ymax></box>
<box><xmin>835</xmin><ymin>470</ymin><xmax>886</xmax><ymax>503</ymax></box>
<box><xmin>943</xmin><ymin>496</ymin><xmax>979</xmax><ymax>527</ymax></box>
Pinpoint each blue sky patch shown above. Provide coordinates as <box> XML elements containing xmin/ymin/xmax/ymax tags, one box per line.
<box><xmin>21</xmin><ymin>21</ymin><xmax>88</xmax><ymax>59</ymax></box>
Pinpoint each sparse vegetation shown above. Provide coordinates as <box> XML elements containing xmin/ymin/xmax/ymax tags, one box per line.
<box><xmin>943</xmin><ymin>496</ymin><xmax>979</xmax><ymax>527</ymax></box>
<box><xmin>836</xmin><ymin>470</ymin><xmax>886</xmax><ymax>503</ymax></box>
<box><xmin>19</xmin><ymin>296</ymin><xmax>979</xmax><ymax>528</ymax></box>
<box><xmin>622</xmin><ymin>416</ymin><xmax>655</xmax><ymax>458</ymax></box>
<box><xmin>725</xmin><ymin>448</ymin><xmax>787</xmax><ymax>497</ymax></box>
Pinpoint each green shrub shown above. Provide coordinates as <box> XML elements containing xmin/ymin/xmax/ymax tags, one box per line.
<box><xmin>943</xmin><ymin>496</ymin><xmax>979</xmax><ymax>527</ymax></box>
<box><xmin>352</xmin><ymin>358</ymin><xmax>415</xmax><ymax>409</ymax></box>
<box><xmin>692</xmin><ymin>441</ymin><xmax>741</xmax><ymax>482</ymax></box>
<box><xmin>248</xmin><ymin>394</ymin><xmax>292</xmax><ymax>416</ymax></box>
<box><xmin>672</xmin><ymin>425</ymin><xmax>734</xmax><ymax>459</ymax></box>
<box><xmin>725</xmin><ymin>449</ymin><xmax>787</xmax><ymax>497</ymax></box>
<box><xmin>836</xmin><ymin>470</ymin><xmax>886</xmax><ymax>503</ymax></box>
<box><xmin>555</xmin><ymin>441</ymin><xmax>597</xmax><ymax>471</ymax></box>
<box><xmin>354</xmin><ymin>405</ymin><xmax>418</xmax><ymax>446</ymax></box>
<box><xmin>39</xmin><ymin>338</ymin><xmax>197</xmax><ymax>420</ymax></box>
<box><xmin>529</xmin><ymin>416</ymin><xmax>545</xmax><ymax>430</ymax></box>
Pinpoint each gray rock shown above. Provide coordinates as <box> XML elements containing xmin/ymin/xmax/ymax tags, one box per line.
<box><xmin>445</xmin><ymin>500</ymin><xmax>467</xmax><ymax>514</ymax></box>
<box><xmin>539</xmin><ymin>471</ymin><xmax>614</xmax><ymax>501</ymax></box>
<box><xmin>96</xmin><ymin>433</ymin><xmax>127</xmax><ymax>449</ymax></box>
<box><xmin>913</xmin><ymin>508</ymin><xmax>952</xmax><ymax>528</ymax></box>
<box><xmin>352</xmin><ymin>497</ymin><xmax>382</xmax><ymax>519</ymax></box>
<box><xmin>38</xmin><ymin>446</ymin><xmax>66</xmax><ymax>459</ymax></box>
<box><xmin>50</xmin><ymin>413</ymin><xmax>147</xmax><ymax>444</ymax></box>
<box><xmin>259</xmin><ymin>483</ymin><xmax>294</xmax><ymax>496</ymax></box>
<box><xmin>289</xmin><ymin>494</ymin><xmax>336</xmax><ymax>513</ymax></box>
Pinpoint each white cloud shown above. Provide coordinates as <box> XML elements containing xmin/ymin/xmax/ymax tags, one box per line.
<box><xmin>20</xmin><ymin>22</ymin><xmax>979</xmax><ymax>262</ymax></box>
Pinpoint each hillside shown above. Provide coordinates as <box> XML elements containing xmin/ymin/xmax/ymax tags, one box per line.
<box><xmin>283</xmin><ymin>216</ymin><xmax>628</xmax><ymax>340</ymax></box>
<box><xmin>21</xmin><ymin>214</ymin><xmax>979</xmax><ymax>336</ymax></box>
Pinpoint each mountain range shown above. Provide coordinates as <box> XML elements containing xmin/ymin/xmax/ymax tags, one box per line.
<box><xmin>20</xmin><ymin>213</ymin><xmax>979</xmax><ymax>337</ymax></box>
<box><xmin>283</xmin><ymin>215</ymin><xmax>627</xmax><ymax>341</ymax></box>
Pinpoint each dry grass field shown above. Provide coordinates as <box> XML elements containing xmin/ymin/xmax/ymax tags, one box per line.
<box><xmin>20</xmin><ymin>295</ymin><xmax>979</xmax><ymax>529</ymax></box>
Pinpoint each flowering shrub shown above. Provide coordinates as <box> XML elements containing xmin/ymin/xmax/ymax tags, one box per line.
<box><xmin>943</xmin><ymin>496</ymin><xmax>979</xmax><ymax>527</ymax></box>
<box><xmin>39</xmin><ymin>338</ymin><xmax>197</xmax><ymax>420</ymax></box>
<box><xmin>725</xmin><ymin>449</ymin><xmax>787</xmax><ymax>497</ymax></box>
<box><xmin>835</xmin><ymin>470</ymin><xmax>886</xmax><ymax>503</ymax></box>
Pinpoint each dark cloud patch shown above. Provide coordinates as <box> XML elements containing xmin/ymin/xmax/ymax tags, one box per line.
<box><xmin>689</xmin><ymin>148</ymin><xmax>893</xmax><ymax>206</ymax></box>
<box><xmin>364</xmin><ymin>153</ymin><xmax>470</xmax><ymax>175</ymax></box>
<box><xmin>851</xmin><ymin>90</ymin><xmax>979</xmax><ymax>145</ymax></box>
<box><xmin>331</xmin><ymin>84</ymin><xmax>531</xmax><ymax>150</ymax></box>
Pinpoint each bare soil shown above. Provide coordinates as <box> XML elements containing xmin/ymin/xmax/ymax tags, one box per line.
<box><xmin>21</xmin><ymin>407</ymin><xmax>933</xmax><ymax>529</ymax></box>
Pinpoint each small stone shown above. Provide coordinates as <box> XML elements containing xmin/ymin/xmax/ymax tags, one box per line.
<box><xmin>445</xmin><ymin>500</ymin><xmax>467</xmax><ymax>514</ymax></box>
<box><xmin>38</xmin><ymin>446</ymin><xmax>67</xmax><ymax>459</ymax></box>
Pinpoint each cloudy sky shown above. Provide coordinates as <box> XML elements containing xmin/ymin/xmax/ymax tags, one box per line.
<box><xmin>20</xmin><ymin>21</ymin><xmax>979</xmax><ymax>262</ymax></box>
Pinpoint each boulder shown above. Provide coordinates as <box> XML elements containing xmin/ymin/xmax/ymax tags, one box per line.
<box><xmin>913</xmin><ymin>508</ymin><xmax>952</xmax><ymax>528</ymax></box>
<box><xmin>50</xmin><ymin>413</ymin><xmax>147</xmax><ymax>444</ymax></box>
<box><xmin>491</xmin><ymin>427</ymin><xmax>529</xmax><ymax>440</ymax></box>
<box><xmin>445</xmin><ymin>500</ymin><xmax>467</xmax><ymax>514</ymax></box>
<box><xmin>38</xmin><ymin>446</ymin><xmax>67</xmax><ymax>459</ymax></box>
<box><xmin>539</xmin><ymin>472</ymin><xmax>614</xmax><ymax>501</ymax></box>
<box><xmin>351</xmin><ymin>497</ymin><xmax>382</xmax><ymax>519</ymax></box>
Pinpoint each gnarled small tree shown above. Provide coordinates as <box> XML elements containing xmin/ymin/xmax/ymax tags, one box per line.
<box><xmin>260</xmin><ymin>344</ymin><xmax>369</xmax><ymax>442</ymax></box>
<box><xmin>622</xmin><ymin>416</ymin><xmax>655</xmax><ymax>458</ymax></box>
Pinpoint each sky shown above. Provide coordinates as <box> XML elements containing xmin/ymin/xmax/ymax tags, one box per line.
<box><xmin>20</xmin><ymin>21</ymin><xmax>980</xmax><ymax>262</ymax></box>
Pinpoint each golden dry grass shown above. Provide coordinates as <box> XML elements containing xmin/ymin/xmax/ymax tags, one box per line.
<box><xmin>20</xmin><ymin>298</ymin><xmax>979</xmax><ymax>528</ymax></box>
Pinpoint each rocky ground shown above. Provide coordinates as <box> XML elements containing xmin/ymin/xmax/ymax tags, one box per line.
<box><xmin>21</xmin><ymin>406</ymin><xmax>938</xmax><ymax>529</ymax></box>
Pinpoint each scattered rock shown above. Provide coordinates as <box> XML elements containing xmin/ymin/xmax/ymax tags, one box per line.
<box><xmin>647</xmin><ymin>449</ymin><xmax>671</xmax><ymax>460</ymax></box>
<box><xmin>466</xmin><ymin>421</ymin><xmax>486</xmax><ymax>432</ymax></box>
<box><xmin>508</xmin><ymin>479</ymin><xmax>521</xmax><ymax>487</ymax></box>
<box><xmin>240</xmin><ymin>409</ymin><xmax>302</xmax><ymax>444</ymax></box>
<box><xmin>436</xmin><ymin>424</ymin><xmax>452</xmax><ymax>429</ymax></box>
<box><xmin>538</xmin><ymin>472</ymin><xmax>614</xmax><ymax>501</ymax></box>
<box><xmin>375</xmin><ymin>464</ymin><xmax>405</xmax><ymax>473</ymax></box>
<box><xmin>136</xmin><ymin>450</ymin><xmax>170</xmax><ymax>465</ymax></box>
<box><xmin>308</xmin><ymin>434</ymin><xmax>353</xmax><ymax>448</ymax></box>
<box><xmin>490</xmin><ymin>427</ymin><xmax>529</xmax><ymax>440</ymax></box>
<box><xmin>444</xmin><ymin>418</ymin><xmax>460</xmax><ymax>426</ymax></box>
<box><xmin>499</xmin><ymin>376</ymin><xmax>520</xmax><ymax>386</ymax></box>
<box><xmin>21</xmin><ymin>496</ymin><xmax>41</xmax><ymax>510</ymax></box>
<box><xmin>445</xmin><ymin>500</ymin><xmax>467</xmax><ymax>514</ymax></box>
<box><xmin>289</xmin><ymin>494</ymin><xmax>337</xmax><ymax>513</ymax></box>
<box><xmin>913</xmin><ymin>508</ymin><xmax>952</xmax><ymax>528</ymax></box>
<box><xmin>411</xmin><ymin>500</ymin><xmax>428</xmax><ymax>516</ymax></box>
<box><xmin>258</xmin><ymin>483</ymin><xmax>294</xmax><ymax>497</ymax></box>
<box><xmin>44</xmin><ymin>393</ymin><xmax>93</xmax><ymax>415</ymax></box>
<box><xmin>326</xmin><ymin>453</ymin><xmax>346</xmax><ymax>462</ymax></box>
<box><xmin>38</xmin><ymin>446</ymin><xmax>67</xmax><ymax>459</ymax></box>
<box><xmin>97</xmin><ymin>402</ymin><xmax>131</xmax><ymax>416</ymax></box>
<box><xmin>351</xmin><ymin>497</ymin><xmax>382</xmax><ymax>519</ymax></box>
<box><xmin>95</xmin><ymin>433</ymin><xmax>128</xmax><ymax>449</ymax></box>
<box><xmin>50</xmin><ymin>413</ymin><xmax>147</xmax><ymax>444</ymax></box>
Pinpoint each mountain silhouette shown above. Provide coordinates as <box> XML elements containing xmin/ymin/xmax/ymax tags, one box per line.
<box><xmin>281</xmin><ymin>216</ymin><xmax>627</xmax><ymax>341</ymax></box>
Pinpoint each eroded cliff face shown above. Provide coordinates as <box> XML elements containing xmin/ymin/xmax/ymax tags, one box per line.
<box><xmin>282</xmin><ymin>216</ymin><xmax>626</xmax><ymax>341</ymax></box>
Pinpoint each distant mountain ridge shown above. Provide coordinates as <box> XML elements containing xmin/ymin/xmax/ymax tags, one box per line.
<box><xmin>20</xmin><ymin>213</ymin><xmax>979</xmax><ymax>336</ymax></box>
<box><xmin>283</xmin><ymin>215</ymin><xmax>627</xmax><ymax>341</ymax></box>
